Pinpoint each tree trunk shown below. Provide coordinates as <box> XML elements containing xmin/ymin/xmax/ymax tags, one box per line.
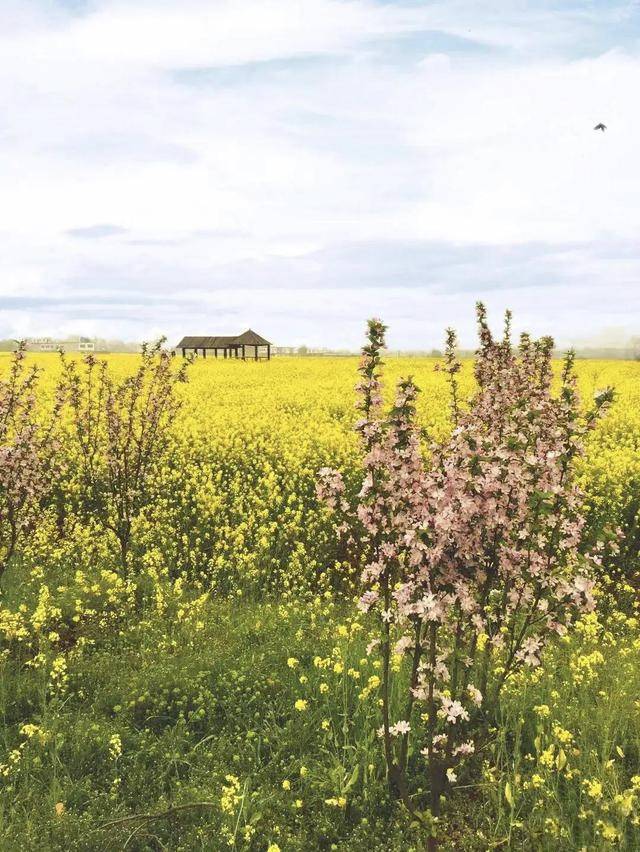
<box><xmin>427</xmin><ymin>768</ymin><xmax>442</xmax><ymax>852</ymax></box>
<box><xmin>120</xmin><ymin>536</ymin><xmax>129</xmax><ymax>580</ymax></box>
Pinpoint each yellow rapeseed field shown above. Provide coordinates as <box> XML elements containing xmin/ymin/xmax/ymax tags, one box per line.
<box><xmin>10</xmin><ymin>352</ymin><xmax>639</xmax><ymax>595</ymax></box>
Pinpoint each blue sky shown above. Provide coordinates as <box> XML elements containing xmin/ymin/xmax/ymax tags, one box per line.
<box><xmin>0</xmin><ymin>0</ymin><xmax>639</xmax><ymax>348</ymax></box>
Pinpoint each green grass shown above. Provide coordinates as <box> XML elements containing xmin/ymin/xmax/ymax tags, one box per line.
<box><xmin>2</xmin><ymin>581</ymin><xmax>640</xmax><ymax>851</ymax></box>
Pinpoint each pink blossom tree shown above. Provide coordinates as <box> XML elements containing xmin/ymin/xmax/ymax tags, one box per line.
<box><xmin>318</xmin><ymin>306</ymin><xmax>613</xmax><ymax>849</ymax></box>
<box><xmin>0</xmin><ymin>343</ymin><xmax>63</xmax><ymax>583</ymax></box>
<box><xmin>60</xmin><ymin>340</ymin><xmax>188</xmax><ymax>577</ymax></box>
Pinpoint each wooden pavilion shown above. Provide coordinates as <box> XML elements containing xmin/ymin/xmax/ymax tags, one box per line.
<box><xmin>176</xmin><ymin>330</ymin><xmax>271</xmax><ymax>361</ymax></box>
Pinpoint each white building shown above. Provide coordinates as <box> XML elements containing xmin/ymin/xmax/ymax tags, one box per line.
<box><xmin>27</xmin><ymin>336</ymin><xmax>96</xmax><ymax>353</ymax></box>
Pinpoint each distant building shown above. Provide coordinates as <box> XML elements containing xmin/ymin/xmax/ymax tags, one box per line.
<box><xmin>26</xmin><ymin>336</ymin><xmax>95</xmax><ymax>353</ymax></box>
<box><xmin>176</xmin><ymin>329</ymin><xmax>271</xmax><ymax>361</ymax></box>
<box><xmin>78</xmin><ymin>336</ymin><xmax>95</xmax><ymax>352</ymax></box>
<box><xmin>28</xmin><ymin>337</ymin><xmax>57</xmax><ymax>352</ymax></box>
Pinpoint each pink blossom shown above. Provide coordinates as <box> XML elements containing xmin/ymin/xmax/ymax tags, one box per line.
<box><xmin>467</xmin><ymin>685</ymin><xmax>483</xmax><ymax>706</ymax></box>
<box><xmin>438</xmin><ymin>697</ymin><xmax>470</xmax><ymax>725</ymax></box>
<box><xmin>357</xmin><ymin>590</ymin><xmax>379</xmax><ymax>612</ymax></box>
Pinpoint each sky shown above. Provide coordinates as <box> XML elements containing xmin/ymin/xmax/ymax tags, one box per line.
<box><xmin>1</xmin><ymin>0</ymin><xmax>639</xmax><ymax>350</ymax></box>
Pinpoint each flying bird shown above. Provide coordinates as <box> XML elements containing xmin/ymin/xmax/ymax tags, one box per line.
<box><xmin>594</xmin><ymin>123</ymin><xmax>607</xmax><ymax>131</ymax></box>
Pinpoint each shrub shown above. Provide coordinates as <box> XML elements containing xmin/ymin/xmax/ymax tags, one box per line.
<box><xmin>0</xmin><ymin>343</ymin><xmax>63</xmax><ymax>584</ymax></box>
<box><xmin>318</xmin><ymin>306</ymin><xmax>613</xmax><ymax>848</ymax></box>
<box><xmin>59</xmin><ymin>341</ymin><xmax>188</xmax><ymax>577</ymax></box>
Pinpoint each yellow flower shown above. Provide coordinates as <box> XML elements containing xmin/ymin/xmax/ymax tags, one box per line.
<box><xmin>552</xmin><ymin>723</ymin><xmax>573</xmax><ymax>745</ymax></box>
<box><xmin>294</xmin><ymin>699</ymin><xmax>308</xmax><ymax>712</ymax></box>
<box><xmin>539</xmin><ymin>746</ymin><xmax>555</xmax><ymax>768</ymax></box>
<box><xmin>282</xmin><ymin>779</ymin><xmax>291</xmax><ymax>791</ymax></box>
<box><xmin>599</xmin><ymin>822</ymin><xmax>619</xmax><ymax>842</ymax></box>
<box><xmin>614</xmin><ymin>792</ymin><xmax>634</xmax><ymax>817</ymax></box>
<box><xmin>108</xmin><ymin>734</ymin><xmax>122</xmax><ymax>760</ymax></box>
<box><xmin>20</xmin><ymin>724</ymin><xmax>43</xmax><ymax>740</ymax></box>
<box><xmin>220</xmin><ymin>775</ymin><xmax>241</xmax><ymax>813</ymax></box>
<box><xmin>325</xmin><ymin>796</ymin><xmax>347</xmax><ymax>808</ymax></box>
<box><xmin>584</xmin><ymin>778</ymin><xmax>603</xmax><ymax>800</ymax></box>
<box><xmin>319</xmin><ymin>683</ymin><xmax>329</xmax><ymax>693</ymax></box>
<box><xmin>287</xmin><ymin>657</ymin><xmax>299</xmax><ymax>669</ymax></box>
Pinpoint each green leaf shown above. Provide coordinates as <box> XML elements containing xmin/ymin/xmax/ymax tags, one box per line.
<box><xmin>504</xmin><ymin>781</ymin><xmax>514</xmax><ymax>808</ymax></box>
<box><xmin>344</xmin><ymin>764</ymin><xmax>360</xmax><ymax>791</ymax></box>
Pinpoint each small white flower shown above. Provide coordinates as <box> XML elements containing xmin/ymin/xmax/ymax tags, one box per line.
<box><xmin>389</xmin><ymin>720</ymin><xmax>411</xmax><ymax>736</ymax></box>
<box><xmin>467</xmin><ymin>685</ymin><xmax>483</xmax><ymax>706</ymax></box>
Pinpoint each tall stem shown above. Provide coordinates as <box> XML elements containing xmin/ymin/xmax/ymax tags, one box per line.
<box><xmin>381</xmin><ymin>621</ymin><xmax>399</xmax><ymax>794</ymax></box>
<box><xmin>399</xmin><ymin>618</ymin><xmax>424</xmax><ymax>772</ymax></box>
<box><xmin>426</xmin><ymin>622</ymin><xmax>440</xmax><ymax>850</ymax></box>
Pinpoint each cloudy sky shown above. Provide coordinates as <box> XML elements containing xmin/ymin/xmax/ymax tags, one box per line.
<box><xmin>1</xmin><ymin>0</ymin><xmax>639</xmax><ymax>349</ymax></box>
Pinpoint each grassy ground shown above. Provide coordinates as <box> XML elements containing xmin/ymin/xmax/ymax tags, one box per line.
<box><xmin>2</xmin><ymin>587</ymin><xmax>640</xmax><ymax>851</ymax></box>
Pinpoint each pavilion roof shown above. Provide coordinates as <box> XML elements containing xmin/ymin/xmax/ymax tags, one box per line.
<box><xmin>176</xmin><ymin>330</ymin><xmax>271</xmax><ymax>349</ymax></box>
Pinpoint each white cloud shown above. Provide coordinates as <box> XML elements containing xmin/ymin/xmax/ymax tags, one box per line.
<box><xmin>0</xmin><ymin>0</ymin><xmax>638</xmax><ymax>345</ymax></box>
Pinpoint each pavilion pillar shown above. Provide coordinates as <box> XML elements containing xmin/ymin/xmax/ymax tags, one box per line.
<box><xmin>242</xmin><ymin>345</ymin><xmax>245</xmax><ymax>361</ymax></box>
<box><xmin>182</xmin><ymin>348</ymin><xmax>186</xmax><ymax>358</ymax></box>
<box><xmin>254</xmin><ymin>346</ymin><xmax>258</xmax><ymax>362</ymax></box>
<box><xmin>267</xmin><ymin>344</ymin><xmax>271</xmax><ymax>361</ymax></box>
<box><xmin>202</xmin><ymin>347</ymin><xmax>206</xmax><ymax>358</ymax></box>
